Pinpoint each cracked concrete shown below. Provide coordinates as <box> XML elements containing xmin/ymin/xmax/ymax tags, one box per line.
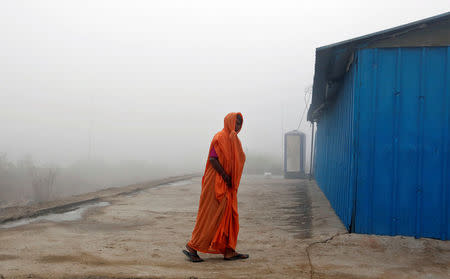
<box><xmin>0</xmin><ymin>175</ymin><xmax>449</xmax><ymax>278</ymax></box>
<box><xmin>306</xmin><ymin>232</ymin><xmax>349</xmax><ymax>279</ymax></box>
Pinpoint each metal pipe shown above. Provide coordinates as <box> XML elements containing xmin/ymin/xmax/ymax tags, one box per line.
<box><xmin>309</xmin><ymin>122</ymin><xmax>315</xmax><ymax>180</ymax></box>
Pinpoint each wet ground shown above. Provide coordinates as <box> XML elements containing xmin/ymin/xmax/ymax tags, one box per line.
<box><xmin>0</xmin><ymin>202</ymin><xmax>111</xmax><ymax>229</ymax></box>
<box><xmin>0</xmin><ymin>176</ymin><xmax>449</xmax><ymax>278</ymax></box>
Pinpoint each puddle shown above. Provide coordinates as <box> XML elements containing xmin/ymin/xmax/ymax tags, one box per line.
<box><xmin>0</xmin><ymin>201</ymin><xmax>110</xmax><ymax>229</ymax></box>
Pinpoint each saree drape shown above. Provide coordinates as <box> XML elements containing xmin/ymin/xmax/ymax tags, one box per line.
<box><xmin>188</xmin><ymin>112</ymin><xmax>246</xmax><ymax>254</ymax></box>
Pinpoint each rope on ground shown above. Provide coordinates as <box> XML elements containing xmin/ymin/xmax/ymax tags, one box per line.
<box><xmin>305</xmin><ymin>232</ymin><xmax>348</xmax><ymax>279</ymax></box>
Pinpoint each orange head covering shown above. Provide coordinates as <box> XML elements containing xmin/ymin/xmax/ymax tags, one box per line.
<box><xmin>223</xmin><ymin>112</ymin><xmax>243</xmax><ymax>134</ymax></box>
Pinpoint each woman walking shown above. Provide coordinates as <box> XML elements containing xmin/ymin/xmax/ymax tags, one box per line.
<box><xmin>183</xmin><ymin>112</ymin><xmax>248</xmax><ymax>262</ymax></box>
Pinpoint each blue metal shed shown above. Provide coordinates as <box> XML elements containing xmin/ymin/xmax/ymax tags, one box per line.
<box><xmin>308</xmin><ymin>12</ymin><xmax>450</xmax><ymax>240</ymax></box>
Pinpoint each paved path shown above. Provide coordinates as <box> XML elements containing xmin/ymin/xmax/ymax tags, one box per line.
<box><xmin>0</xmin><ymin>176</ymin><xmax>449</xmax><ymax>278</ymax></box>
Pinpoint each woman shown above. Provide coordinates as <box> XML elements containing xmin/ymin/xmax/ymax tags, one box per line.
<box><xmin>183</xmin><ymin>112</ymin><xmax>248</xmax><ymax>262</ymax></box>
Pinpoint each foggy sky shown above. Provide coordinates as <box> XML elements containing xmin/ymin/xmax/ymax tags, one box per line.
<box><xmin>1</xmin><ymin>1</ymin><xmax>448</xmax><ymax>170</ymax></box>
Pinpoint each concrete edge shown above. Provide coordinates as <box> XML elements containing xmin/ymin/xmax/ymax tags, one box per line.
<box><xmin>0</xmin><ymin>173</ymin><xmax>201</xmax><ymax>224</ymax></box>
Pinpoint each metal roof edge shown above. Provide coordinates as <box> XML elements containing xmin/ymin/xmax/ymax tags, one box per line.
<box><xmin>316</xmin><ymin>11</ymin><xmax>450</xmax><ymax>51</ymax></box>
<box><xmin>308</xmin><ymin>11</ymin><xmax>450</xmax><ymax>123</ymax></box>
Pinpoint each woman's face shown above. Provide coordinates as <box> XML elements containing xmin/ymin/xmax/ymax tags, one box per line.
<box><xmin>235</xmin><ymin>115</ymin><xmax>243</xmax><ymax>132</ymax></box>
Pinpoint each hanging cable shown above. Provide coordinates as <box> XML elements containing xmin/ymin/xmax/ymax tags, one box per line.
<box><xmin>296</xmin><ymin>85</ymin><xmax>312</xmax><ymax>130</ymax></box>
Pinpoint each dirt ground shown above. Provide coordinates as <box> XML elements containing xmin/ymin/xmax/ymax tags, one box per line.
<box><xmin>0</xmin><ymin>176</ymin><xmax>449</xmax><ymax>279</ymax></box>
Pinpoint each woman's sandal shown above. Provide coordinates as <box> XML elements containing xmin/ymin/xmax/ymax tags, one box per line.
<box><xmin>224</xmin><ymin>253</ymin><xmax>249</xmax><ymax>261</ymax></box>
<box><xmin>182</xmin><ymin>249</ymin><xmax>204</xmax><ymax>262</ymax></box>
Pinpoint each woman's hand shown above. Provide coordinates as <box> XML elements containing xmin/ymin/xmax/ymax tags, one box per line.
<box><xmin>221</xmin><ymin>172</ymin><xmax>232</xmax><ymax>188</ymax></box>
<box><xmin>209</xmin><ymin>156</ymin><xmax>232</xmax><ymax>188</ymax></box>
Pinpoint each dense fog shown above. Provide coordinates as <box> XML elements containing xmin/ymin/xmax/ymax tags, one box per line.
<box><xmin>1</xmin><ymin>1</ymin><xmax>447</xmax><ymax>205</ymax></box>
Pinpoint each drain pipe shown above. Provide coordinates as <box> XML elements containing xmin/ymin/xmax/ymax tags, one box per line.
<box><xmin>309</xmin><ymin>122</ymin><xmax>315</xmax><ymax>180</ymax></box>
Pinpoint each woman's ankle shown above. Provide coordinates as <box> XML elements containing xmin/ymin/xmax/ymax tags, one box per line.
<box><xmin>186</xmin><ymin>243</ymin><xmax>197</xmax><ymax>254</ymax></box>
<box><xmin>224</xmin><ymin>248</ymin><xmax>235</xmax><ymax>258</ymax></box>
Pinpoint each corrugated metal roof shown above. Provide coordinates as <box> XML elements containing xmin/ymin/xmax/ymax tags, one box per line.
<box><xmin>307</xmin><ymin>11</ymin><xmax>450</xmax><ymax>122</ymax></box>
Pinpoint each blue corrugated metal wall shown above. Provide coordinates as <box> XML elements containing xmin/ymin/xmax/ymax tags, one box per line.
<box><xmin>314</xmin><ymin>63</ymin><xmax>356</xmax><ymax>228</ymax></box>
<box><xmin>354</xmin><ymin>47</ymin><xmax>450</xmax><ymax>240</ymax></box>
<box><xmin>314</xmin><ymin>46</ymin><xmax>450</xmax><ymax>240</ymax></box>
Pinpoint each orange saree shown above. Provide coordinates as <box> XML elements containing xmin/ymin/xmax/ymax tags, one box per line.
<box><xmin>188</xmin><ymin>112</ymin><xmax>246</xmax><ymax>254</ymax></box>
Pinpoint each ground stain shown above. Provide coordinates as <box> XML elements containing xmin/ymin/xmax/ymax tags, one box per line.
<box><xmin>0</xmin><ymin>254</ymin><xmax>19</xmax><ymax>261</ymax></box>
<box><xmin>38</xmin><ymin>252</ymin><xmax>137</xmax><ymax>266</ymax></box>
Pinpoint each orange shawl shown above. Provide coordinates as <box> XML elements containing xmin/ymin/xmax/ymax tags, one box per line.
<box><xmin>188</xmin><ymin>112</ymin><xmax>246</xmax><ymax>254</ymax></box>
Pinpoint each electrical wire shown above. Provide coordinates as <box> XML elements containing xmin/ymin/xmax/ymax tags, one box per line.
<box><xmin>296</xmin><ymin>86</ymin><xmax>312</xmax><ymax>130</ymax></box>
